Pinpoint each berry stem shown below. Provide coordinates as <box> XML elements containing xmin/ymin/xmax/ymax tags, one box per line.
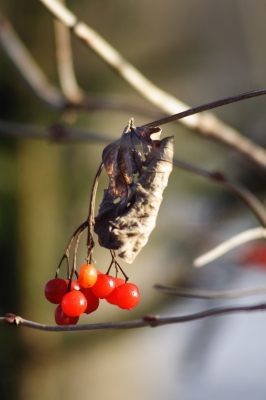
<box><xmin>109</xmin><ymin>250</ymin><xmax>129</xmax><ymax>282</ymax></box>
<box><xmin>117</xmin><ymin>264</ymin><xmax>129</xmax><ymax>282</ymax></box>
<box><xmin>55</xmin><ymin>221</ymin><xmax>88</xmax><ymax>278</ymax></box>
<box><xmin>106</xmin><ymin>257</ymin><xmax>114</xmax><ymax>275</ymax></box>
<box><xmin>72</xmin><ymin>226</ymin><xmax>87</xmax><ymax>279</ymax></box>
<box><xmin>55</xmin><ymin>162</ymin><xmax>103</xmax><ymax>280</ymax></box>
<box><xmin>86</xmin><ymin>161</ymin><xmax>104</xmax><ymax>264</ymax></box>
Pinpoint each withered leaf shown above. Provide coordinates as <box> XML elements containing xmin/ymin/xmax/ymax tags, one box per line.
<box><xmin>94</xmin><ymin>121</ymin><xmax>174</xmax><ymax>263</ymax></box>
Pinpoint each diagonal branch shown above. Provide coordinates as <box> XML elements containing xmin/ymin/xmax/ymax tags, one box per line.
<box><xmin>0</xmin><ymin>11</ymin><xmax>66</xmax><ymax>109</ymax></box>
<box><xmin>0</xmin><ymin>12</ymin><xmax>159</xmax><ymax>116</ymax></box>
<box><xmin>144</xmin><ymin>88</ymin><xmax>266</xmax><ymax>128</ymax></box>
<box><xmin>174</xmin><ymin>158</ymin><xmax>266</xmax><ymax>228</ymax></box>
<box><xmin>2</xmin><ymin>302</ymin><xmax>266</xmax><ymax>331</ymax></box>
<box><xmin>39</xmin><ymin>0</ymin><xmax>266</xmax><ymax>169</ymax></box>
<box><xmin>194</xmin><ymin>227</ymin><xmax>266</xmax><ymax>268</ymax></box>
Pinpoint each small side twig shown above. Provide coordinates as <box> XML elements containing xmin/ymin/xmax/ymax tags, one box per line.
<box><xmin>194</xmin><ymin>227</ymin><xmax>266</xmax><ymax>268</ymax></box>
<box><xmin>56</xmin><ymin>162</ymin><xmax>103</xmax><ymax>279</ymax></box>
<box><xmin>71</xmin><ymin>226</ymin><xmax>88</xmax><ymax>279</ymax></box>
<box><xmin>109</xmin><ymin>250</ymin><xmax>129</xmax><ymax>281</ymax></box>
<box><xmin>0</xmin><ymin>13</ymin><xmax>158</xmax><ymax>116</ymax></box>
<box><xmin>174</xmin><ymin>158</ymin><xmax>266</xmax><ymax>228</ymax></box>
<box><xmin>0</xmin><ymin>120</ymin><xmax>112</xmax><ymax>142</ymax></box>
<box><xmin>54</xmin><ymin>0</ymin><xmax>83</xmax><ymax>102</ymax></box>
<box><xmin>2</xmin><ymin>302</ymin><xmax>266</xmax><ymax>331</ymax></box>
<box><xmin>55</xmin><ymin>221</ymin><xmax>87</xmax><ymax>278</ymax></box>
<box><xmin>86</xmin><ymin>161</ymin><xmax>104</xmax><ymax>263</ymax></box>
<box><xmin>144</xmin><ymin>88</ymin><xmax>266</xmax><ymax>128</ymax></box>
<box><xmin>0</xmin><ymin>11</ymin><xmax>65</xmax><ymax>109</ymax></box>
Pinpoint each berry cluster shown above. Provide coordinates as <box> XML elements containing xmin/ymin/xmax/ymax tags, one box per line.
<box><xmin>44</xmin><ymin>264</ymin><xmax>140</xmax><ymax>325</ymax></box>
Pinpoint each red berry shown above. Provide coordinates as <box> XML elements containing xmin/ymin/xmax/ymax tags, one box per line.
<box><xmin>54</xmin><ymin>304</ymin><xmax>79</xmax><ymax>325</ymax></box>
<box><xmin>66</xmin><ymin>280</ymin><xmax>81</xmax><ymax>291</ymax></box>
<box><xmin>106</xmin><ymin>278</ymin><xmax>125</xmax><ymax>305</ymax></box>
<box><xmin>44</xmin><ymin>278</ymin><xmax>68</xmax><ymax>304</ymax></box>
<box><xmin>91</xmin><ymin>274</ymin><xmax>116</xmax><ymax>299</ymax></box>
<box><xmin>61</xmin><ymin>291</ymin><xmax>87</xmax><ymax>317</ymax></box>
<box><xmin>80</xmin><ymin>287</ymin><xmax>100</xmax><ymax>314</ymax></box>
<box><xmin>116</xmin><ymin>283</ymin><xmax>140</xmax><ymax>310</ymax></box>
<box><xmin>77</xmin><ymin>264</ymin><xmax>97</xmax><ymax>288</ymax></box>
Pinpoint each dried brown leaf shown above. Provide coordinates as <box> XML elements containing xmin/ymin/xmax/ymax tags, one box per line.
<box><xmin>94</xmin><ymin>121</ymin><xmax>174</xmax><ymax>263</ymax></box>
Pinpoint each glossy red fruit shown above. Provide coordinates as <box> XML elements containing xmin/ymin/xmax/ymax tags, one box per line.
<box><xmin>91</xmin><ymin>274</ymin><xmax>116</xmax><ymax>299</ymax></box>
<box><xmin>106</xmin><ymin>278</ymin><xmax>125</xmax><ymax>305</ymax></box>
<box><xmin>66</xmin><ymin>280</ymin><xmax>81</xmax><ymax>291</ymax></box>
<box><xmin>80</xmin><ymin>287</ymin><xmax>100</xmax><ymax>314</ymax></box>
<box><xmin>44</xmin><ymin>278</ymin><xmax>68</xmax><ymax>304</ymax></box>
<box><xmin>61</xmin><ymin>291</ymin><xmax>87</xmax><ymax>317</ymax></box>
<box><xmin>78</xmin><ymin>264</ymin><xmax>97</xmax><ymax>288</ymax></box>
<box><xmin>116</xmin><ymin>283</ymin><xmax>140</xmax><ymax>310</ymax></box>
<box><xmin>54</xmin><ymin>304</ymin><xmax>79</xmax><ymax>325</ymax></box>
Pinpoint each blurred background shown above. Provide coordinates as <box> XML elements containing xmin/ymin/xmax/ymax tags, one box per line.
<box><xmin>1</xmin><ymin>0</ymin><xmax>266</xmax><ymax>399</ymax></box>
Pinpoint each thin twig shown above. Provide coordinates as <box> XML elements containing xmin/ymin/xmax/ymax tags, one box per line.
<box><xmin>54</xmin><ymin>0</ymin><xmax>83</xmax><ymax>102</ymax></box>
<box><xmin>0</xmin><ymin>11</ymin><xmax>66</xmax><ymax>109</ymax></box>
<box><xmin>143</xmin><ymin>88</ymin><xmax>266</xmax><ymax>128</ymax></box>
<box><xmin>109</xmin><ymin>250</ymin><xmax>129</xmax><ymax>281</ymax></box>
<box><xmin>0</xmin><ymin>13</ymin><xmax>158</xmax><ymax>116</ymax></box>
<box><xmin>0</xmin><ymin>120</ymin><xmax>112</xmax><ymax>142</ymax></box>
<box><xmin>39</xmin><ymin>0</ymin><xmax>266</xmax><ymax>169</ymax></box>
<box><xmin>56</xmin><ymin>221</ymin><xmax>87</xmax><ymax>278</ymax></box>
<box><xmin>72</xmin><ymin>226</ymin><xmax>87</xmax><ymax>278</ymax></box>
<box><xmin>154</xmin><ymin>284</ymin><xmax>266</xmax><ymax>299</ymax></box>
<box><xmin>56</xmin><ymin>161</ymin><xmax>103</xmax><ymax>278</ymax></box>
<box><xmin>174</xmin><ymin>158</ymin><xmax>266</xmax><ymax>228</ymax></box>
<box><xmin>3</xmin><ymin>5</ymin><xmax>266</xmax><ymax>167</ymax></box>
<box><xmin>194</xmin><ymin>227</ymin><xmax>266</xmax><ymax>268</ymax></box>
<box><xmin>86</xmin><ymin>162</ymin><xmax>104</xmax><ymax>263</ymax></box>
<box><xmin>2</xmin><ymin>302</ymin><xmax>266</xmax><ymax>331</ymax></box>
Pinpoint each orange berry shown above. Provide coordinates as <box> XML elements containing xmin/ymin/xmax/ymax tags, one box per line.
<box><xmin>77</xmin><ymin>264</ymin><xmax>98</xmax><ymax>288</ymax></box>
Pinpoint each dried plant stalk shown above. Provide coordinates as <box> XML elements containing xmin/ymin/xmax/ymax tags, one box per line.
<box><xmin>95</xmin><ymin>123</ymin><xmax>174</xmax><ymax>263</ymax></box>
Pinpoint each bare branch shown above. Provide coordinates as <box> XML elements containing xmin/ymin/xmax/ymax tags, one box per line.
<box><xmin>144</xmin><ymin>88</ymin><xmax>266</xmax><ymax>128</ymax></box>
<box><xmin>0</xmin><ymin>11</ymin><xmax>66</xmax><ymax>109</ymax></box>
<box><xmin>154</xmin><ymin>284</ymin><xmax>266</xmax><ymax>299</ymax></box>
<box><xmin>39</xmin><ymin>0</ymin><xmax>266</xmax><ymax>169</ymax></box>
<box><xmin>2</xmin><ymin>302</ymin><xmax>266</xmax><ymax>331</ymax></box>
<box><xmin>194</xmin><ymin>227</ymin><xmax>266</xmax><ymax>268</ymax></box>
<box><xmin>54</xmin><ymin>0</ymin><xmax>83</xmax><ymax>102</ymax></box>
<box><xmin>55</xmin><ymin>220</ymin><xmax>88</xmax><ymax>279</ymax></box>
<box><xmin>174</xmin><ymin>158</ymin><xmax>266</xmax><ymax>228</ymax></box>
<box><xmin>86</xmin><ymin>162</ymin><xmax>104</xmax><ymax>263</ymax></box>
<box><xmin>0</xmin><ymin>13</ymin><xmax>159</xmax><ymax>116</ymax></box>
<box><xmin>76</xmin><ymin>96</ymin><xmax>161</xmax><ymax>117</ymax></box>
<box><xmin>2</xmin><ymin>4</ymin><xmax>266</xmax><ymax>167</ymax></box>
<box><xmin>0</xmin><ymin>119</ymin><xmax>110</xmax><ymax>143</ymax></box>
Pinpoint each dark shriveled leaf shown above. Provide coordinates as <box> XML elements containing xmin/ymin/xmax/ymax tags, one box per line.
<box><xmin>94</xmin><ymin>122</ymin><xmax>174</xmax><ymax>263</ymax></box>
